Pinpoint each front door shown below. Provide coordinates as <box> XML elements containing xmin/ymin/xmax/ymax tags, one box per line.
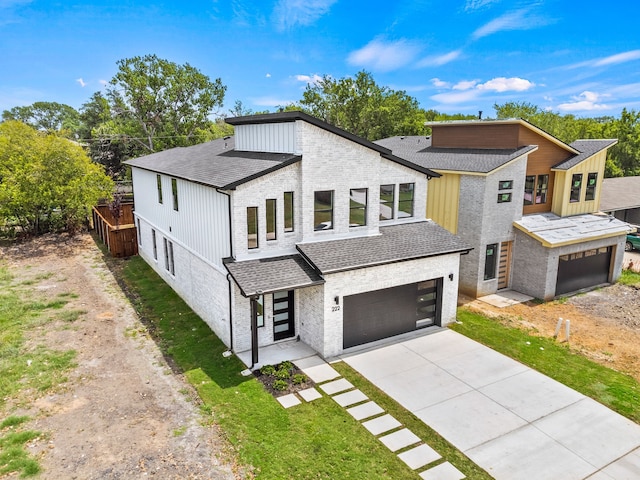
<box><xmin>273</xmin><ymin>290</ymin><xmax>295</xmax><ymax>341</ymax></box>
<box><xmin>498</xmin><ymin>241</ymin><xmax>512</xmax><ymax>290</ymax></box>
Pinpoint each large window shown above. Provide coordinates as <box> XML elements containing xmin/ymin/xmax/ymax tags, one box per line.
<box><xmin>585</xmin><ymin>172</ymin><xmax>598</xmax><ymax>201</ymax></box>
<box><xmin>284</xmin><ymin>192</ymin><xmax>294</xmax><ymax>232</ymax></box>
<box><xmin>157</xmin><ymin>175</ymin><xmax>163</xmax><ymax>204</ymax></box>
<box><xmin>314</xmin><ymin>190</ymin><xmax>334</xmax><ymax>230</ymax></box>
<box><xmin>266</xmin><ymin>199</ymin><xmax>277</xmax><ymax>241</ymax></box>
<box><xmin>247</xmin><ymin>207</ymin><xmax>258</xmax><ymax>249</ymax></box>
<box><xmin>380</xmin><ymin>184</ymin><xmax>395</xmax><ymax>220</ymax></box>
<box><xmin>570</xmin><ymin>173</ymin><xmax>583</xmax><ymax>203</ymax></box>
<box><xmin>484</xmin><ymin>243</ymin><xmax>498</xmax><ymax>280</ymax></box>
<box><xmin>524</xmin><ymin>175</ymin><xmax>548</xmax><ymax>205</ymax></box>
<box><xmin>171</xmin><ymin>178</ymin><xmax>179</xmax><ymax>211</ymax></box>
<box><xmin>349</xmin><ymin>188</ymin><xmax>367</xmax><ymax>227</ymax></box>
<box><xmin>398</xmin><ymin>183</ymin><xmax>414</xmax><ymax>218</ymax></box>
<box><xmin>524</xmin><ymin>175</ymin><xmax>535</xmax><ymax>205</ymax></box>
<box><xmin>535</xmin><ymin>174</ymin><xmax>549</xmax><ymax>204</ymax></box>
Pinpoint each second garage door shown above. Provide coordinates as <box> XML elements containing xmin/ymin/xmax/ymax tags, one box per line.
<box><xmin>556</xmin><ymin>246</ymin><xmax>612</xmax><ymax>296</ymax></box>
<box><xmin>343</xmin><ymin>278</ymin><xmax>442</xmax><ymax>349</ymax></box>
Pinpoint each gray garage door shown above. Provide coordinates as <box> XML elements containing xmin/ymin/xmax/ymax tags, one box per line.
<box><xmin>556</xmin><ymin>246</ymin><xmax>612</xmax><ymax>296</ymax></box>
<box><xmin>343</xmin><ymin>279</ymin><xmax>442</xmax><ymax>349</ymax></box>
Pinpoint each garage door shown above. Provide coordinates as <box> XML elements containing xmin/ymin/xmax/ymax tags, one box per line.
<box><xmin>343</xmin><ymin>279</ymin><xmax>442</xmax><ymax>349</ymax></box>
<box><xmin>556</xmin><ymin>246</ymin><xmax>612</xmax><ymax>296</ymax></box>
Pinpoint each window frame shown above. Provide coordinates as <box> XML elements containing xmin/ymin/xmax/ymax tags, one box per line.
<box><xmin>585</xmin><ymin>172</ymin><xmax>598</xmax><ymax>201</ymax></box>
<box><xmin>570</xmin><ymin>173</ymin><xmax>583</xmax><ymax>203</ymax></box>
<box><xmin>379</xmin><ymin>184</ymin><xmax>395</xmax><ymax>221</ymax></box>
<box><xmin>499</xmin><ymin>180</ymin><xmax>513</xmax><ymax>190</ymax></box>
<box><xmin>314</xmin><ymin>190</ymin><xmax>334</xmax><ymax>231</ymax></box>
<box><xmin>256</xmin><ymin>294</ymin><xmax>264</xmax><ymax>328</ymax></box>
<box><xmin>398</xmin><ymin>183</ymin><xmax>415</xmax><ymax>218</ymax></box>
<box><xmin>266</xmin><ymin>198</ymin><xmax>277</xmax><ymax>241</ymax></box>
<box><xmin>157</xmin><ymin>174</ymin><xmax>163</xmax><ymax>204</ymax></box>
<box><xmin>524</xmin><ymin>175</ymin><xmax>535</xmax><ymax>206</ymax></box>
<box><xmin>171</xmin><ymin>178</ymin><xmax>179</xmax><ymax>211</ymax></box>
<box><xmin>349</xmin><ymin>188</ymin><xmax>368</xmax><ymax>227</ymax></box>
<box><xmin>535</xmin><ymin>174</ymin><xmax>549</xmax><ymax>204</ymax></box>
<box><xmin>136</xmin><ymin>218</ymin><xmax>142</xmax><ymax>245</ymax></box>
<box><xmin>152</xmin><ymin>229</ymin><xmax>157</xmax><ymax>260</ymax></box>
<box><xmin>247</xmin><ymin>206</ymin><xmax>259</xmax><ymax>249</ymax></box>
<box><xmin>284</xmin><ymin>192</ymin><xmax>294</xmax><ymax>233</ymax></box>
<box><xmin>163</xmin><ymin>237</ymin><xmax>175</xmax><ymax>275</ymax></box>
<box><xmin>484</xmin><ymin>243</ymin><xmax>498</xmax><ymax>281</ymax></box>
<box><xmin>497</xmin><ymin>192</ymin><xmax>512</xmax><ymax>203</ymax></box>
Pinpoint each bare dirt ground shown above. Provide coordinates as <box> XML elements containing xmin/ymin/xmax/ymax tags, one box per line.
<box><xmin>1</xmin><ymin>233</ymin><xmax>238</xmax><ymax>479</ymax></box>
<box><xmin>461</xmin><ymin>255</ymin><xmax>640</xmax><ymax>383</ymax></box>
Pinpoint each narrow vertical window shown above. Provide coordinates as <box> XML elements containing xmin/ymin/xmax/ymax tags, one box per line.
<box><xmin>585</xmin><ymin>172</ymin><xmax>598</xmax><ymax>201</ymax></box>
<box><xmin>484</xmin><ymin>243</ymin><xmax>498</xmax><ymax>280</ymax></box>
<box><xmin>380</xmin><ymin>184</ymin><xmax>395</xmax><ymax>220</ymax></box>
<box><xmin>570</xmin><ymin>173</ymin><xmax>583</xmax><ymax>203</ymax></box>
<box><xmin>266</xmin><ymin>199</ymin><xmax>277</xmax><ymax>241</ymax></box>
<box><xmin>247</xmin><ymin>207</ymin><xmax>258</xmax><ymax>249</ymax></box>
<box><xmin>536</xmin><ymin>174</ymin><xmax>549</xmax><ymax>204</ymax></box>
<box><xmin>256</xmin><ymin>295</ymin><xmax>264</xmax><ymax>327</ymax></box>
<box><xmin>168</xmin><ymin>241</ymin><xmax>175</xmax><ymax>275</ymax></box>
<box><xmin>314</xmin><ymin>191</ymin><xmax>334</xmax><ymax>230</ymax></box>
<box><xmin>349</xmin><ymin>188</ymin><xmax>367</xmax><ymax>227</ymax></box>
<box><xmin>157</xmin><ymin>174</ymin><xmax>163</xmax><ymax>204</ymax></box>
<box><xmin>171</xmin><ymin>178</ymin><xmax>179</xmax><ymax>211</ymax></box>
<box><xmin>398</xmin><ymin>183</ymin><xmax>414</xmax><ymax>218</ymax></box>
<box><xmin>284</xmin><ymin>192</ymin><xmax>294</xmax><ymax>232</ymax></box>
<box><xmin>136</xmin><ymin>219</ymin><xmax>142</xmax><ymax>245</ymax></box>
<box><xmin>524</xmin><ymin>175</ymin><xmax>535</xmax><ymax>205</ymax></box>
<box><xmin>152</xmin><ymin>229</ymin><xmax>157</xmax><ymax>260</ymax></box>
<box><xmin>163</xmin><ymin>238</ymin><xmax>169</xmax><ymax>270</ymax></box>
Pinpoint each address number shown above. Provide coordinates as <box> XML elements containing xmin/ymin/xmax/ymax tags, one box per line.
<box><xmin>332</xmin><ymin>306</ymin><xmax>341</xmax><ymax>312</ymax></box>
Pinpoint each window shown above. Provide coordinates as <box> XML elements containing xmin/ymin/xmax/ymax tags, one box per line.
<box><xmin>398</xmin><ymin>183</ymin><xmax>414</xmax><ymax>218</ymax></box>
<box><xmin>171</xmin><ymin>178</ymin><xmax>179</xmax><ymax>211</ymax></box>
<box><xmin>349</xmin><ymin>188</ymin><xmax>367</xmax><ymax>227</ymax></box>
<box><xmin>284</xmin><ymin>192</ymin><xmax>294</xmax><ymax>232</ymax></box>
<box><xmin>497</xmin><ymin>193</ymin><xmax>512</xmax><ymax>203</ymax></box>
<box><xmin>585</xmin><ymin>172</ymin><xmax>598</xmax><ymax>201</ymax></box>
<box><xmin>535</xmin><ymin>174</ymin><xmax>549</xmax><ymax>204</ymax></box>
<box><xmin>256</xmin><ymin>295</ymin><xmax>264</xmax><ymax>327</ymax></box>
<box><xmin>484</xmin><ymin>243</ymin><xmax>498</xmax><ymax>280</ymax></box>
<box><xmin>380</xmin><ymin>184</ymin><xmax>395</xmax><ymax>220</ymax></box>
<box><xmin>570</xmin><ymin>173</ymin><xmax>583</xmax><ymax>203</ymax></box>
<box><xmin>266</xmin><ymin>199</ymin><xmax>277</xmax><ymax>240</ymax></box>
<box><xmin>247</xmin><ymin>207</ymin><xmax>258</xmax><ymax>249</ymax></box>
<box><xmin>524</xmin><ymin>175</ymin><xmax>535</xmax><ymax>205</ymax></box>
<box><xmin>152</xmin><ymin>229</ymin><xmax>157</xmax><ymax>260</ymax></box>
<box><xmin>157</xmin><ymin>175</ymin><xmax>163</xmax><ymax>204</ymax></box>
<box><xmin>164</xmin><ymin>238</ymin><xmax>175</xmax><ymax>275</ymax></box>
<box><xmin>137</xmin><ymin>219</ymin><xmax>142</xmax><ymax>245</ymax></box>
<box><xmin>314</xmin><ymin>190</ymin><xmax>334</xmax><ymax>230</ymax></box>
<box><xmin>499</xmin><ymin>180</ymin><xmax>513</xmax><ymax>190</ymax></box>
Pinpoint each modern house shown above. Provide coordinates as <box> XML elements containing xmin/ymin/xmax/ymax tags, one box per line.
<box><xmin>376</xmin><ymin>119</ymin><xmax>628</xmax><ymax>301</ymax></box>
<box><xmin>125</xmin><ymin>111</ymin><xmax>470</xmax><ymax>364</ymax></box>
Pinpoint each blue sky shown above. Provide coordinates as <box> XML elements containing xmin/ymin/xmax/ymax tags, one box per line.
<box><xmin>1</xmin><ymin>0</ymin><xmax>640</xmax><ymax>119</ymax></box>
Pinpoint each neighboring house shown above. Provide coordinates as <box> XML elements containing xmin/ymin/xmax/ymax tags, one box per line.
<box><xmin>125</xmin><ymin>111</ymin><xmax>470</xmax><ymax>363</ymax></box>
<box><xmin>376</xmin><ymin>119</ymin><xmax>628</xmax><ymax>301</ymax></box>
<box><xmin>600</xmin><ymin>176</ymin><xmax>640</xmax><ymax>225</ymax></box>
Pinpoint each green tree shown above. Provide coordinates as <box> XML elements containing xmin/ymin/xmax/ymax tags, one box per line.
<box><xmin>295</xmin><ymin>71</ymin><xmax>427</xmax><ymax>140</ymax></box>
<box><xmin>0</xmin><ymin>121</ymin><xmax>113</xmax><ymax>235</ymax></box>
<box><xmin>1</xmin><ymin>101</ymin><xmax>80</xmax><ymax>136</ymax></box>
<box><xmin>605</xmin><ymin>108</ymin><xmax>640</xmax><ymax>177</ymax></box>
<box><xmin>107</xmin><ymin>54</ymin><xmax>227</xmax><ymax>154</ymax></box>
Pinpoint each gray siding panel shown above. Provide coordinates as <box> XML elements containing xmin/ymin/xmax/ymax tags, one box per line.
<box><xmin>235</xmin><ymin>123</ymin><xmax>297</xmax><ymax>153</ymax></box>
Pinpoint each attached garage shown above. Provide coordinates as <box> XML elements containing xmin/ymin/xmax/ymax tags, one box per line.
<box><xmin>556</xmin><ymin>246</ymin><xmax>612</xmax><ymax>296</ymax></box>
<box><xmin>343</xmin><ymin>278</ymin><xmax>443</xmax><ymax>349</ymax></box>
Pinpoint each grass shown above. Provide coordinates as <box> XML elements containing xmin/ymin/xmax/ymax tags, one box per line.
<box><xmin>452</xmin><ymin>308</ymin><xmax>640</xmax><ymax>423</ymax></box>
<box><xmin>618</xmin><ymin>268</ymin><xmax>640</xmax><ymax>286</ymax></box>
<box><xmin>119</xmin><ymin>255</ymin><xmax>490</xmax><ymax>479</ymax></box>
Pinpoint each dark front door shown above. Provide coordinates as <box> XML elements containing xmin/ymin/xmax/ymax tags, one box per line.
<box><xmin>273</xmin><ymin>290</ymin><xmax>295</xmax><ymax>341</ymax></box>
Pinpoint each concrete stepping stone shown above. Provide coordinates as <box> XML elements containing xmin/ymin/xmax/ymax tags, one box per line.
<box><xmin>298</xmin><ymin>387</ymin><xmax>322</xmax><ymax>402</ymax></box>
<box><xmin>347</xmin><ymin>401</ymin><xmax>384</xmax><ymax>421</ymax></box>
<box><xmin>419</xmin><ymin>462</ymin><xmax>465</xmax><ymax>480</ymax></box>
<box><xmin>362</xmin><ymin>414</ymin><xmax>402</xmax><ymax>436</ymax></box>
<box><xmin>319</xmin><ymin>378</ymin><xmax>354</xmax><ymax>395</ymax></box>
<box><xmin>379</xmin><ymin>428</ymin><xmax>421</xmax><ymax>452</ymax></box>
<box><xmin>333</xmin><ymin>389</ymin><xmax>368</xmax><ymax>407</ymax></box>
<box><xmin>295</xmin><ymin>356</ymin><xmax>340</xmax><ymax>383</ymax></box>
<box><xmin>277</xmin><ymin>393</ymin><xmax>301</xmax><ymax>409</ymax></box>
<box><xmin>398</xmin><ymin>444</ymin><xmax>442</xmax><ymax>470</ymax></box>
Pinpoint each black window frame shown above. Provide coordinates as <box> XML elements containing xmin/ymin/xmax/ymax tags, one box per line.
<box><xmin>171</xmin><ymin>178</ymin><xmax>179</xmax><ymax>211</ymax></box>
<box><xmin>314</xmin><ymin>190</ymin><xmax>334</xmax><ymax>231</ymax></box>
<box><xmin>266</xmin><ymin>198</ymin><xmax>277</xmax><ymax>241</ymax></box>
<box><xmin>152</xmin><ymin>229</ymin><xmax>157</xmax><ymax>260</ymax></box>
<box><xmin>484</xmin><ymin>243</ymin><xmax>498</xmax><ymax>281</ymax></box>
<box><xmin>379</xmin><ymin>184</ymin><xmax>395</xmax><ymax>221</ymax></box>
<box><xmin>247</xmin><ymin>206</ymin><xmax>259</xmax><ymax>249</ymax></box>
<box><xmin>284</xmin><ymin>191</ymin><xmax>294</xmax><ymax>233</ymax></box>
<box><xmin>256</xmin><ymin>294</ymin><xmax>264</xmax><ymax>328</ymax></box>
<box><xmin>349</xmin><ymin>188</ymin><xmax>368</xmax><ymax>227</ymax></box>
<box><xmin>570</xmin><ymin>173</ymin><xmax>583</xmax><ymax>203</ymax></box>
<box><xmin>585</xmin><ymin>172</ymin><xmax>598</xmax><ymax>201</ymax></box>
<box><xmin>398</xmin><ymin>183</ymin><xmax>415</xmax><ymax>218</ymax></box>
<box><xmin>497</xmin><ymin>192</ymin><xmax>512</xmax><ymax>203</ymax></box>
<box><xmin>164</xmin><ymin>237</ymin><xmax>175</xmax><ymax>275</ymax></box>
<box><xmin>524</xmin><ymin>175</ymin><xmax>535</xmax><ymax>206</ymax></box>
<box><xmin>499</xmin><ymin>180</ymin><xmax>513</xmax><ymax>190</ymax></box>
<box><xmin>157</xmin><ymin>174</ymin><xmax>163</xmax><ymax>204</ymax></box>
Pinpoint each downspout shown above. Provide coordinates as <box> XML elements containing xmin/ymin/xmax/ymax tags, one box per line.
<box><xmin>217</xmin><ymin>189</ymin><xmax>235</xmax><ymax>351</ymax></box>
<box><xmin>226</xmin><ymin>274</ymin><xmax>234</xmax><ymax>352</ymax></box>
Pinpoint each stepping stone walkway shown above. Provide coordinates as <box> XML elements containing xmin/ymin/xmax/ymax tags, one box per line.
<box><xmin>289</xmin><ymin>355</ymin><xmax>467</xmax><ymax>479</ymax></box>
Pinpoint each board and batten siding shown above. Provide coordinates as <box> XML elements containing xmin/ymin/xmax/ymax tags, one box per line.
<box><xmin>131</xmin><ymin>167</ymin><xmax>231</xmax><ymax>268</ymax></box>
<box><xmin>427</xmin><ymin>172</ymin><xmax>460</xmax><ymax>234</ymax></box>
<box><xmin>234</xmin><ymin>122</ymin><xmax>297</xmax><ymax>154</ymax></box>
<box><xmin>551</xmin><ymin>150</ymin><xmax>607</xmax><ymax>217</ymax></box>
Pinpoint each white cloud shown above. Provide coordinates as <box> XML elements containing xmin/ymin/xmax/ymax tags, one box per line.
<box><xmin>465</xmin><ymin>0</ymin><xmax>501</xmax><ymax>11</ymax></box>
<box><xmin>556</xmin><ymin>91</ymin><xmax>610</xmax><ymax>112</ymax></box>
<box><xmin>417</xmin><ymin>49</ymin><xmax>461</xmax><ymax>68</ymax></box>
<box><xmin>429</xmin><ymin>76</ymin><xmax>535</xmax><ymax>104</ymax></box>
<box><xmin>593</xmin><ymin>49</ymin><xmax>640</xmax><ymax>67</ymax></box>
<box><xmin>76</xmin><ymin>78</ymin><xmax>86</xmax><ymax>87</ymax></box>
<box><xmin>472</xmin><ymin>8</ymin><xmax>551</xmax><ymax>40</ymax></box>
<box><xmin>477</xmin><ymin>77</ymin><xmax>534</xmax><ymax>92</ymax></box>
<box><xmin>453</xmin><ymin>80</ymin><xmax>479</xmax><ymax>91</ymax></box>
<box><xmin>347</xmin><ymin>38</ymin><xmax>421</xmax><ymax>72</ymax></box>
<box><xmin>272</xmin><ymin>0</ymin><xmax>337</xmax><ymax>31</ymax></box>
<box><xmin>431</xmin><ymin>78</ymin><xmax>450</xmax><ymax>88</ymax></box>
<box><xmin>265</xmin><ymin>73</ymin><xmax>271</xmax><ymax>78</ymax></box>
<box><xmin>294</xmin><ymin>74</ymin><xmax>323</xmax><ymax>85</ymax></box>
<box><xmin>99</xmin><ymin>79</ymin><xmax>108</xmax><ymax>86</ymax></box>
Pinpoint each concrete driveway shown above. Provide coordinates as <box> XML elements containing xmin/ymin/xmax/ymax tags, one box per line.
<box><xmin>341</xmin><ymin>329</ymin><xmax>640</xmax><ymax>479</ymax></box>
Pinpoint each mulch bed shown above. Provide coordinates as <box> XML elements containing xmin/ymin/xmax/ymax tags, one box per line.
<box><xmin>253</xmin><ymin>361</ymin><xmax>316</xmax><ymax>397</ymax></box>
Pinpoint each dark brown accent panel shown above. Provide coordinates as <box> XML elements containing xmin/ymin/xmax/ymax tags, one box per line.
<box><xmin>431</xmin><ymin>124</ymin><xmax>520</xmax><ymax>149</ymax></box>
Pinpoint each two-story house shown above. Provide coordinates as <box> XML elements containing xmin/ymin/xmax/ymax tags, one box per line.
<box><xmin>125</xmin><ymin>111</ymin><xmax>470</xmax><ymax>364</ymax></box>
<box><xmin>376</xmin><ymin>119</ymin><xmax>628</xmax><ymax>301</ymax></box>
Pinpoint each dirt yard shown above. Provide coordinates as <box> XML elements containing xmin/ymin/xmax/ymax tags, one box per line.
<box><xmin>1</xmin><ymin>233</ymin><xmax>237</xmax><ymax>479</ymax></box>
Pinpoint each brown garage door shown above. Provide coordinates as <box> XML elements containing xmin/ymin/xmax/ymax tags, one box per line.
<box><xmin>343</xmin><ymin>279</ymin><xmax>442</xmax><ymax>349</ymax></box>
<box><xmin>556</xmin><ymin>247</ymin><xmax>612</xmax><ymax>296</ymax></box>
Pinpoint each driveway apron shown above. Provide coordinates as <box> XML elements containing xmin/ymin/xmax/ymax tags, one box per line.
<box><xmin>341</xmin><ymin>329</ymin><xmax>640</xmax><ymax>480</ymax></box>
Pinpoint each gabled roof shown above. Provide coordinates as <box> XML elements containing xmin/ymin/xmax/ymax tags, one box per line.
<box><xmin>374</xmin><ymin>136</ymin><xmax>537</xmax><ymax>174</ymax></box>
<box><xmin>600</xmin><ymin>176</ymin><xmax>640</xmax><ymax>212</ymax></box>
<box><xmin>125</xmin><ymin>136</ymin><xmax>301</xmax><ymax>190</ymax></box>
<box><xmin>552</xmin><ymin>139</ymin><xmax>618</xmax><ymax>170</ymax></box>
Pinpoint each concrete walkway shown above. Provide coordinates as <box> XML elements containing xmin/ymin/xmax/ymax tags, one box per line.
<box><xmin>340</xmin><ymin>329</ymin><xmax>640</xmax><ymax>480</ymax></box>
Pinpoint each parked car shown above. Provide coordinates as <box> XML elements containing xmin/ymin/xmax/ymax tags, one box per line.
<box><xmin>626</xmin><ymin>227</ymin><xmax>640</xmax><ymax>251</ymax></box>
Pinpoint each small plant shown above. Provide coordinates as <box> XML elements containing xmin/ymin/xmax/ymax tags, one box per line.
<box><xmin>275</xmin><ymin>367</ymin><xmax>291</xmax><ymax>380</ymax></box>
<box><xmin>260</xmin><ymin>364</ymin><xmax>276</xmax><ymax>376</ymax></box>
<box><xmin>272</xmin><ymin>379</ymin><xmax>288</xmax><ymax>391</ymax></box>
<box><xmin>279</xmin><ymin>360</ymin><xmax>293</xmax><ymax>370</ymax></box>
<box><xmin>292</xmin><ymin>374</ymin><xmax>307</xmax><ymax>385</ymax></box>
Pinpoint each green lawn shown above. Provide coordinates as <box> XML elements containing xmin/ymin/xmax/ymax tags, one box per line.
<box><xmin>451</xmin><ymin>308</ymin><xmax>640</xmax><ymax>424</ymax></box>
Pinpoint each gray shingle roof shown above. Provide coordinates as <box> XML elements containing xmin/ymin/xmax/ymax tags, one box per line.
<box><xmin>600</xmin><ymin>176</ymin><xmax>640</xmax><ymax>212</ymax></box>
<box><xmin>125</xmin><ymin>136</ymin><xmax>301</xmax><ymax>189</ymax></box>
<box><xmin>374</xmin><ymin>136</ymin><xmax>537</xmax><ymax>174</ymax></box>
<box><xmin>297</xmin><ymin>221</ymin><xmax>472</xmax><ymax>274</ymax></box>
<box><xmin>224</xmin><ymin>254</ymin><xmax>324</xmax><ymax>297</ymax></box>
<box><xmin>552</xmin><ymin>139</ymin><xmax>618</xmax><ymax>170</ymax></box>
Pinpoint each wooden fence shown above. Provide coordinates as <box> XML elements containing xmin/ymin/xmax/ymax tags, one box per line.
<box><xmin>92</xmin><ymin>203</ymin><xmax>138</xmax><ymax>258</ymax></box>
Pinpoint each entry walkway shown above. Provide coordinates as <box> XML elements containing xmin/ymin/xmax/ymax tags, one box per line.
<box><xmin>340</xmin><ymin>329</ymin><xmax>640</xmax><ymax>480</ymax></box>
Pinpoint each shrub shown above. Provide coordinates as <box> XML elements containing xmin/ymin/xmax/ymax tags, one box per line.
<box><xmin>292</xmin><ymin>374</ymin><xmax>307</xmax><ymax>385</ymax></box>
<box><xmin>272</xmin><ymin>379</ymin><xmax>288</xmax><ymax>391</ymax></box>
<box><xmin>260</xmin><ymin>364</ymin><xmax>276</xmax><ymax>376</ymax></box>
<box><xmin>279</xmin><ymin>360</ymin><xmax>293</xmax><ymax>371</ymax></box>
<box><xmin>275</xmin><ymin>367</ymin><xmax>291</xmax><ymax>380</ymax></box>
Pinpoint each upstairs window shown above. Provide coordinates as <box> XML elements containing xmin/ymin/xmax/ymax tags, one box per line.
<box><xmin>524</xmin><ymin>175</ymin><xmax>548</xmax><ymax>205</ymax></box>
<box><xmin>314</xmin><ymin>191</ymin><xmax>334</xmax><ymax>231</ymax></box>
<box><xmin>535</xmin><ymin>174</ymin><xmax>549</xmax><ymax>204</ymax></box>
<box><xmin>398</xmin><ymin>183</ymin><xmax>414</xmax><ymax>218</ymax></box>
<box><xmin>284</xmin><ymin>192</ymin><xmax>294</xmax><ymax>232</ymax></box>
<box><xmin>349</xmin><ymin>188</ymin><xmax>367</xmax><ymax>227</ymax></box>
<box><xmin>585</xmin><ymin>173</ymin><xmax>598</xmax><ymax>201</ymax></box>
<box><xmin>499</xmin><ymin>180</ymin><xmax>513</xmax><ymax>190</ymax></box>
<box><xmin>380</xmin><ymin>184</ymin><xmax>395</xmax><ymax>220</ymax></box>
<box><xmin>498</xmin><ymin>180</ymin><xmax>513</xmax><ymax>203</ymax></box>
<box><xmin>266</xmin><ymin>199</ymin><xmax>277</xmax><ymax>241</ymax></box>
<box><xmin>247</xmin><ymin>207</ymin><xmax>258</xmax><ymax>249</ymax></box>
<box><xmin>524</xmin><ymin>176</ymin><xmax>535</xmax><ymax>205</ymax></box>
<box><xmin>157</xmin><ymin>175</ymin><xmax>163</xmax><ymax>204</ymax></box>
<box><xmin>171</xmin><ymin>178</ymin><xmax>179</xmax><ymax>211</ymax></box>
<box><xmin>498</xmin><ymin>193</ymin><xmax>512</xmax><ymax>203</ymax></box>
<box><xmin>570</xmin><ymin>174</ymin><xmax>583</xmax><ymax>203</ymax></box>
